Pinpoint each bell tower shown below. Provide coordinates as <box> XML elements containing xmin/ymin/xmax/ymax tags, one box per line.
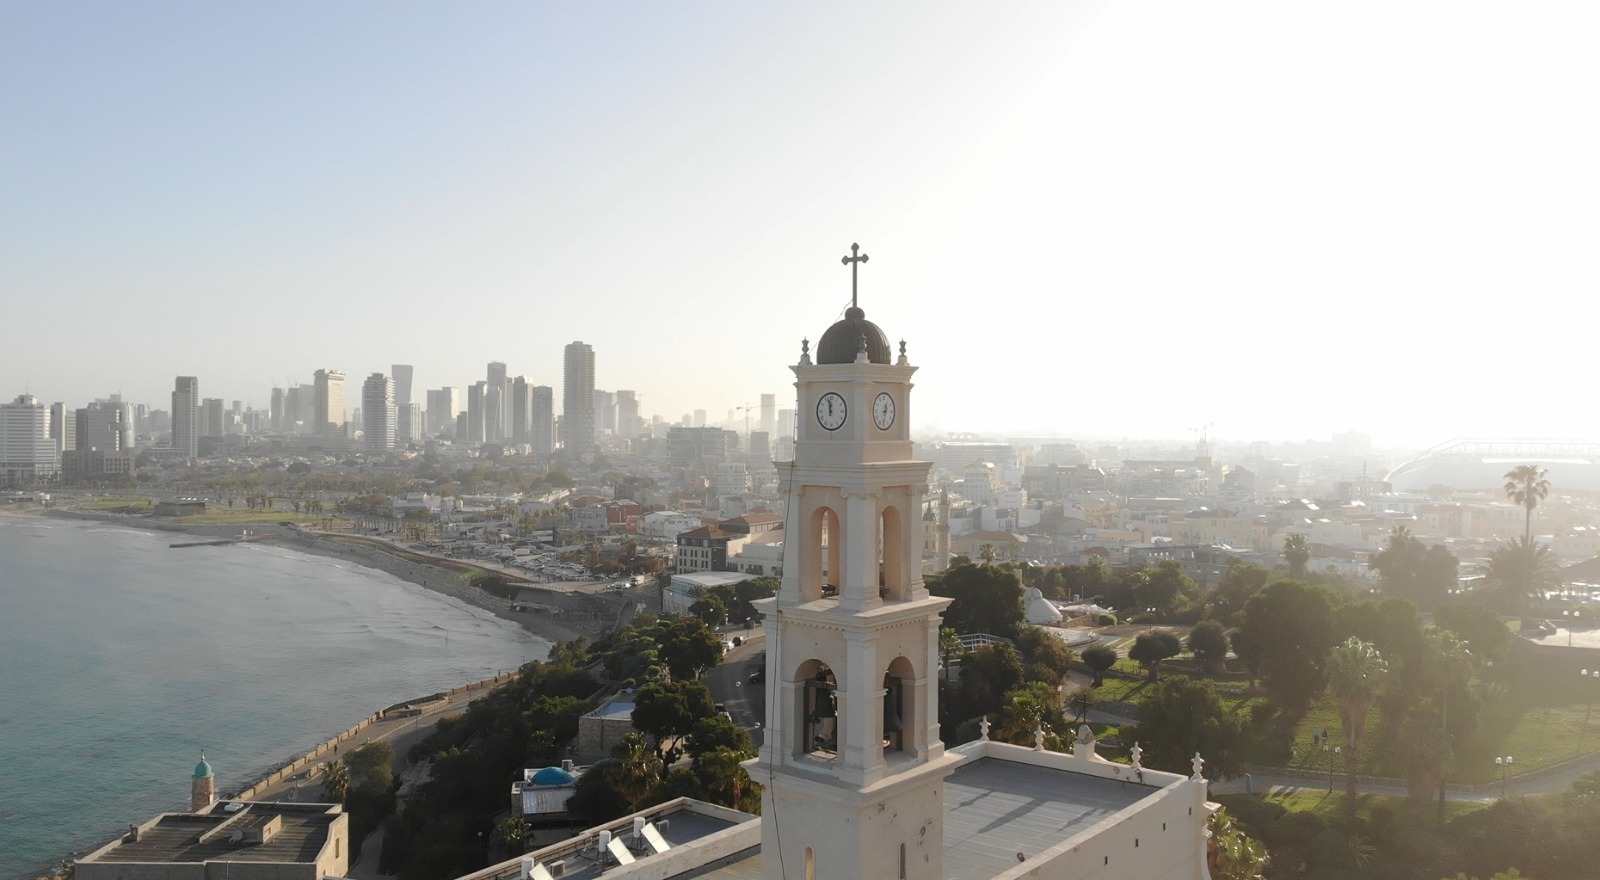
<box><xmin>750</xmin><ymin>245</ymin><xmax>958</xmax><ymax>880</ymax></box>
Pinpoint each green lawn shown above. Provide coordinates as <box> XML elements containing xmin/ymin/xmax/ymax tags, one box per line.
<box><xmin>178</xmin><ymin>510</ymin><xmax>321</xmax><ymax>524</ymax></box>
<box><xmin>1220</xmin><ymin>789</ymin><xmax>1488</xmax><ymax>824</ymax></box>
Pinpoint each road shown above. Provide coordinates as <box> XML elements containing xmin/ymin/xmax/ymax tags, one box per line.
<box><xmin>706</xmin><ymin>627</ymin><xmax>768</xmax><ymax>750</ymax></box>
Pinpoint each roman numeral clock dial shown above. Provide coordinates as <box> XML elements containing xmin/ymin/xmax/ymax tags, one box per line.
<box><xmin>873</xmin><ymin>392</ymin><xmax>895</xmax><ymax>430</ymax></box>
<box><xmin>816</xmin><ymin>392</ymin><xmax>847</xmax><ymax>431</ymax></box>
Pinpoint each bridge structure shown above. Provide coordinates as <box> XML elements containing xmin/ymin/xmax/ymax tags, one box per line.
<box><xmin>1384</xmin><ymin>438</ymin><xmax>1600</xmax><ymax>493</ymax></box>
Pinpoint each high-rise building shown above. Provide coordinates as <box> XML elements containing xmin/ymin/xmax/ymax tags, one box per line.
<box><xmin>397</xmin><ymin>403</ymin><xmax>423</xmax><ymax>446</ymax></box>
<box><xmin>313</xmin><ymin>369</ymin><xmax>346</xmax><ymax>437</ymax></box>
<box><xmin>594</xmin><ymin>389</ymin><xmax>615</xmax><ymax>435</ymax></box>
<box><xmin>362</xmin><ymin>372</ymin><xmax>396</xmax><ymax>453</ymax></box>
<box><xmin>391</xmin><ymin>364</ymin><xmax>414</xmax><ymax>409</ymax></box>
<box><xmin>693</xmin><ymin>409</ymin><xmax>707</xmax><ymax>428</ymax></box>
<box><xmin>425</xmin><ymin>387</ymin><xmax>460</xmax><ymax>436</ymax></box>
<box><xmin>749</xmin><ymin>430</ymin><xmax>771</xmax><ymax>461</ymax></box>
<box><xmin>49</xmin><ymin>402</ymin><xmax>76</xmax><ymax>454</ymax></box>
<box><xmin>760</xmin><ymin>393</ymin><xmax>776</xmax><ymax>436</ymax></box>
<box><xmin>464</xmin><ymin>382</ymin><xmax>486</xmax><ymax>445</ymax></box>
<box><xmin>76</xmin><ymin>400</ymin><xmax>133</xmax><ymax>452</ymax></box>
<box><xmin>486</xmin><ymin>361</ymin><xmax>509</xmax><ymax>442</ymax></box>
<box><xmin>171</xmin><ymin>376</ymin><xmax>199</xmax><ymax>459</ymax></box>
<box><xmin>777</xmin><ymin>407</ymin><xmax>796</xmax><ymax>440</ymax></box>
<box><xmin>0</xmin><ymin>394</ymin><xmax>59</xmax><ymax>485</ymax></box>
<box><xmin>616</xmin><ymin>390</ymin><xmax>641</xmax><ymax>439</ymax></box>
<box><xmin>201</xmin><ymin>398</ymin><xmax>225</xmax><ymax>438</ymax></box>
<box><xmin>563</xmin><ymin>342</ymin><xmax>595</xmax><ymax>458</ymax></box>
<box><xmin>270</xmin><ymin>387</ymin><xmax>285</xmax><ymax>432</ymax></box>
<box><xmin>510</xmin><ymin>377</ymin><xmax>533</xmax><ymax>445</ymax></box>
<box><xmin>531</xmin><ymin>385</ymin><xmax>554</xmax><ymax>455</ymax></box>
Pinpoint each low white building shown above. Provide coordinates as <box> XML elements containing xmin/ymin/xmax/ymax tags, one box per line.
<box><xmin>665</xmin><ymin>571</ymin><xmax>747</xmax><ymax>615</ymax></box>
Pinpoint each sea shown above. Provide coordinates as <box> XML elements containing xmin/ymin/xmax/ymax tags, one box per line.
<box><xmin>0</xmin><ymin>515</ymin><xmax>548</xmax><ymax>880</ymax></box>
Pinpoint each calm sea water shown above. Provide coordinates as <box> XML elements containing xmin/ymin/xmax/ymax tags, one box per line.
<box><xmin>0</xmin><ymin>516</ymin><xmax>547</xmax><ymax>879</ymax></box>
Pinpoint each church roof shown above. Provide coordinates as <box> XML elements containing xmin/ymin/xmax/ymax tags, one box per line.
<box><xmin>816</xmin><ymin>306</ymin><xmax>891</xmax><ymax>365</ymax></box>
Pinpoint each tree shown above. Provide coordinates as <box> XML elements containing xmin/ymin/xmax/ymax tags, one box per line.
<box><xmin>320</xmin><ymin>758</ymin><xmax>350</xmax><ymax>803</ymax></box>
<box><xmin>605</xmin><ymin>732</ymin><xmax>663</xmax><ymax>808</ymax></box>
<box><xmin>658</xmin><ymin>616</ymin><xmax>725</xmax><ymax>681</ymax></box>
<box><xmin>1207</xmin><ymin>560</ymin><xmax>1270</xmax><ymax>624</ymax></box>
<box><xmin>994</xmin><ymin>683</ymin><xmax>1067</xmax><ymax>748</ymax></box>
<box><xmin>1371</xmin><ymin>527</ymin><xmax>1458</xmax><ymax>610</ymax></box>
<box><xmin>1016</xmin><ymin>626</ymin><xmax>1075</xmax><ymax>685</ymax></box>
<box><xmin>344</xmin><ymin>740</ymin><xmax>395</xmax><ymax>796</ymax></box>
<box><xmin>1129</xmin><ymin>631</ymin><xmax>1182</xmax><ymax>681</ymax></box>
<box><xmin>952</xmin><ymin>643</ymin><xmax>1024</xmax><ymax>725</ymax></box>
<box><xmin>1486</xmin><ymin>537</ymin><xmax>1560</xmax><ymax>615</ymax></box>
<box><xmin>1234</xmin><ymin>580</ymin><xmax>1337</xmax><ymax>713</ymax></box>
<box><xmin>692</xmin><ymin>746</ymin><xmax>761</xmax><ymax>812</ymax></box>
<box><xmin>1434</xmin><ymin>602</ymin><xmax>1513</xmax><ymax>662</ymax></box>
<box><xmin>1283</xmin><ymin>533</ymin><xmax>1311</xmax><ymax>580</ymax></box>
<box><xmin>1187</xmin><ymin>621</ymin><xmax>1230</xmax><ymax>675</ymax></box>
<box><xmin>685</xmin><ymin>715</ymin><xmax>753</xmax><ymax>760</ymax></box>
<box><xmin>1082</xmin><ymin>645</ymin><xmax>1118</xmax><ymax>688</ymax></box>
<box><xmin>1206</xmin><ymin>807</ymin><xmax>1269</xmax><ymax>880</ymax></box>
<box><xmin>1133</xmin><ymin>560</ymin><xmax>1197</xmax><ymax>614</ymax></box>
<box><xmin>489</xmin><ymin>817</ymin><xmax>528</xmax><ymax>861</ymax></box>
<box><xmin>1134</xmin><ymin>676</ymin><xmax>1243</xmax><ymax>778</ymax></box>
<box><xmin>930</xmin><ymin>561</ymin><xmax>1025</xmax><ymax>639</ymax></box>
<box><xmin>1504</xmin><ymin>465</ymin><xmax>1550</xmax><ymax>619</ymax></box>
<box><xmin>1326</xmin><ymin>637</ymin><xmax>1386</xmax><ymax>814</ymax></box>
<box><xmin>688</xmin><ymin>594</ymin><xmax>728</xmax><ymax>627</ymax></box>
<box><xmin>633</xmin><ymin>680</ymin><xmax>716</xmax><ymax>763</ymax></box>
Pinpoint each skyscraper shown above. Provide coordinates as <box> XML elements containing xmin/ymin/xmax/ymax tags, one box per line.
<box><xmin>426</xmin><ymin>387</ymin><xmax>460</xmax><ymax>436</ymax></box>
<box><xmin>397</xmin><ymin>403</ymin><xmax>422</xmax><ymax>446</ymax></box>
<box><xmin>593</xmin><ymin>389</ymin><xmax>615</xmax><ymax>435</ymax></box>
<box><xmin>390</xmin><ymin>364</ymin><xmax>414</xmax><ymax>409</ymax></box>
<box><xmin>563</xmin><ymin>341</ymin><xmax>595</xmax><ymax>458</ymax></box>
<box><xmin>0</xmin><ymin>394</ymin><xmax>58</xmax><ymax>485</ymax></box>
<box><xmin>759</xmin><ymin>393</ymin><xmax>776</xmax><ymax>436</ymax></box>
<box><xmin>49</xmin><ymin>402</ymin><xmax>76</xmax><ymax>454</ymax></box>
<box><xmin>313</xmin><ymin>369</ymin><xmax>346</xmax><ymax>437</ymax></box>
<box><xmin>531</xmin><ymin>385</ymin><xmax>554</xmax><ymax>455</ymax></box>
<box><xmin>362</xmin><ymin>372</ymin><xmax>396</xmax><ymax>453</ymax></box>
<box><xmin>201</xmin><ymin>398</ymin><xmax>225</xmax><ymax>438</ymax></box>
<box><xmin>76</xmin><ymin>399</ymin><xmax>133</xmax><ymax>452</ymax></box>
<box><xmin>172</xmin><ymin>376</ymin><xmax>199</xmax><ymax>460</ymax></box>
<box><xmin>486</xmin><ymin>361</ymin><xmax>509</xmax><ymax>443</ymax></box>
<box><xmin>510</xmin><ymin>377</ymin><xmax>533</xmax><ymax>446</ymax></box>
<box><xmin>616</xmin><ymin>390</ymin><xmax>640</xmax><ymax>439</ymax></box>
<box><xmin>464</xmin><ymin>381</ymin><xmax>486</xmax><ymax>445</ymax></box>
<box><xmin>270</xmin><ymin>387</ymin><xmax>285</xmax><ymax>433</ymax></box>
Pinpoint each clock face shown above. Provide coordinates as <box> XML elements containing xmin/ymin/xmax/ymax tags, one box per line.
<box><xmin>873</xmin><ymin>392</ymin><xmax>896</xmax><ymax>430</ymax></box>
<box><xmin>816</xmin><ymin>392</ymin><xmax>847</xmax><ymax>431</ymax></box>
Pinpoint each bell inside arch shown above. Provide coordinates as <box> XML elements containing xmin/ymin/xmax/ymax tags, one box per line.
<box><xmin>884</xmin><ymin>684</ymin><xmax>902</xmax><ymax>733</ymax></box>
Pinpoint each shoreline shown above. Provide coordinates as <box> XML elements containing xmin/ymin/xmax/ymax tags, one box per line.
<box><xmin>17</xmin><ymin>505</ymin><xmax>618</xmax><ymax>649</ymax></box>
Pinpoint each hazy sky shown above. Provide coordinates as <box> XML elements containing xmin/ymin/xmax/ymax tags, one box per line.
<box><xmin>4</xmin><ymin>2</ymin><xmax>1596</xmax><ymax>448</ymax></box>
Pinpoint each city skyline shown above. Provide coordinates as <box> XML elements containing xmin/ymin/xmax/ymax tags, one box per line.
<box><xmin>3</xmin><ymin>3</ymin><xmax>1597</xmax><ymax>447</ymax></box>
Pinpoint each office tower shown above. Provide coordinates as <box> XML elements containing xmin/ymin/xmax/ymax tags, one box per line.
<box><xmin>486</xmin><ymin>361</ymin><xmax>509</xmax><ymax>442</ymax></box>
<box><xmin>759</xmin><ymin>393</ymin><xmax>776</xmax><ymax>436</ymax></box>
<box><xmin>531</xmin><ymin>385</ymin><xmax>554</xmax><ymax>455</ymax></box>
<box><xmin>593</xmin><ymin>389</ymin><xmax>615</xmax><ymax>435</ymax></box>
<box><xmin>511</xmin><ymin>377</ymin><xmax>533</xmax><ymax>445</ymax></box>
<box><xmin>749</xmin><ymin>430</ymin><xmax>770</xmax><ymax>460</ymax></box>
<box><xmin>397</xmin><ymin>403</ymin><xmax>422</xmax><ymax>446</ymax></box>
<box><xmin>693</xmin><ymin>409</ymin><xmax>707</xmax><ymax>428</ymax></box>
<box><xmin>777</xmin><ymin>408</ymin><xmax>796</xmax><ymax>440</ymax></box>
<box><xmin>391</xmin><ymin>364</ymin><xmax>413</xmax><ymax>409</ymax></box>
<box><xmin>0</xmin><ymin>394</ymin><xmax>59</xmax><ymax>485</ymax></box>
<box><xmin>76</xmin><ymin>400</ymin><xmax>133</xmax><ymax>452</ymax></box>
<box><xmin>49</xmin><ymin>402</ymin><xmax>76</xmax><ymax>454</ymax></box>
<box><xmin>563</xmin><ymin>341</ymin><xmax>595</xmax><ymax>458</ymax></box>
<box><xmin>465</xmin><ymin>382</ymin><xmax>486</xmax><ymax>445</ymax></box>
<box><xmin>201</xmin><ymin>399</ymin><xmax>225</xmax><ymax>438</ymax></box>
<box><xmin>454</xmin><ymin>411</ymin><xmax>468</xmax><ymax>440</ymax></box>
<box><xmin>425</xmin><ymin>387</ymin><xmax>459</xmax><ymax>436</ymax></box>
<box><xmin>362</xmin><ymin>373</ymin><xmax>396</xmax><ymax>453</ymax></box>
<box><xmin>172</xmin><ymin>376</ymin><xmax>199</xmax><ymax>459</ymax></box>
<box><xmin>270</xmin><ymin>387</ymin><xmax>285</xmax><ymax>432</ymax></box>
<box><xmin>283</xmin><ymin>386</ymin><xmax>305</xmax><ymax>433</ymax></box>
<box><xmin>616</xmin><ymin>390</ymin><xmax>640</xmax><ymax>439</ymax></box>
<box><xmin>313</xmin><ymin>369</ymin><xmax>346</xmax><ymax>437</ymax></box>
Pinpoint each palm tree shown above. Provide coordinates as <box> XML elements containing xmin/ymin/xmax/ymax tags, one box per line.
<box><xmin>319</xmin><ymin>759</ymin><xmax>349</xmax><ymax>803</ymax></box>
<box><xmin>1487</xmin><ymin>538</ymin><xmax>1561</xmax><ymax>613</ymax></box>
<box><xmin>979</xmin><ymin>543</ymin><xmax>998</xmax><ymax>564</ymax></box>
<box><xmin>1325</xmin><ymin>638</ymin><xmax>1386</xmax><ymax>814</ymax></box>
<box><xmin>1283</xmin><ymin>533</ymin><xmax>1310</xmax><ymax>580</ymax></box>
<box><xmin>606</xmin><ymin>732</ymin><xmax>663</xmax><ymax>808</ymax></box>
<box><xmin>1504</xmin><ymin>465</ymin><xmax>1551</xmax><ymax>619</ymax></box>
<box><xmin>1206</xmin><ymin>808</ymin><xmax>1270</xmax><ymax>880</ymax></box>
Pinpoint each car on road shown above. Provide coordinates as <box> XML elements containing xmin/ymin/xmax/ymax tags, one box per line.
<box><xmin>748</xmin><ymin>667</ymin><xmax>765</xmax><ymax>684</ymax></box>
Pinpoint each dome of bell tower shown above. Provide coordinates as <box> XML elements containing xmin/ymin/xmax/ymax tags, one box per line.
<box><xmin>815</xmin><ymin>306</ymin><xmax>891</xmax><ymax>364</ymax></box>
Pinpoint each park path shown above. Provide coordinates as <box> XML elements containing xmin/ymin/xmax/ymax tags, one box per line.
<box><xmin>1210</xmin><ymin>748</ymin><xmax>1600</xmax><ymax>802</ymax></box>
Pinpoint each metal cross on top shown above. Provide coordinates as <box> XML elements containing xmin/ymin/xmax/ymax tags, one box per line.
<box><xmin>841</xmin><ymin>243</ymin><xmax>869</xmax><ymax>308</ymax></box>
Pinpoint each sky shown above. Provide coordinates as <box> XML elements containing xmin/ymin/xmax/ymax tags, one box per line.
<box><xmin>3</xmin><ymin>2</ymin><xmax>1597</xmax><ymax>449</ymax></box>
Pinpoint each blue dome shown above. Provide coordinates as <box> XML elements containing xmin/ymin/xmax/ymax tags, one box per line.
<box><xmin>194</xmin><ymin>758</ymin><xmax>213</xmax><ymax>779</ymax></box>
<box><xmin>531</xmin><ymin>766</ymin><xmax>574</xmax><ymax>786</ymax></box>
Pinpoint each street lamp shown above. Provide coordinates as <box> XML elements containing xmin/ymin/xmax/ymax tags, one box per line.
<box><xmin>1496</xmin><ymin>755</ymin><xmax>1514</xmax><ymax>798</ymax></box>
<box><xmin>1145</xmin><ymin>607</ymin><xmax>1157</xmax><ymax>633</ymax></box>
<box><xmin>1322</xmin><ymin>744</ymin><xmax>1341</xmax><ymax>791</ymax></box>
<box><xmin>1565</xmin><ymin>609</ymin><xmax>1583</xmax><ymax>647</ymax></box>
<box><xmin>1579</xmin><ymin>669</ymin><xmax>1600</xmax><ymax>755</ymax></box>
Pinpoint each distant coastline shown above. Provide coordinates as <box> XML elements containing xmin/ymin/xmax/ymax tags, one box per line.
<box><xmin>12</xmin><ymin>505</ymin><xmax>599</xmax><ymax>649</ymax></box>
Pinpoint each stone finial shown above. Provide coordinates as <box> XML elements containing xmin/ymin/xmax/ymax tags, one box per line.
<box><xmin>855</xmin><ymin>334</ymin><xmax>870</xmax><ymax>363</ymax></box>
<box><xmin>1130</xmin><ymin>742</ymin><xmax>1143</xmax><ymax>769</ymax></box>
<box><xmin>1034</xmin><ymin>727</ymin><xmax>1046</xmax><ymax>751</ymax></box>
<box><xmin>799</xmin><ymin>338</ymin><xmax>812</xmax><ymax>366</ymax></box>
<box><xmin>1192</xmin><ymin>752</ymin><xmax>1206</xmax><ymax>781</ymax></box>
<box><xmin>979</xmin><ymin>716</ymin><xmax>991</xmax><ymax>741</ymax></box>
<box><xmin>1076</xmin><ymin>724</ymin><xmax>1095</xmax><ymax>748</ymax></box>
<box><xmin>897</xmin><ymin>339</ymin><xmax>908</xmax><ymax>365</ymax></box>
